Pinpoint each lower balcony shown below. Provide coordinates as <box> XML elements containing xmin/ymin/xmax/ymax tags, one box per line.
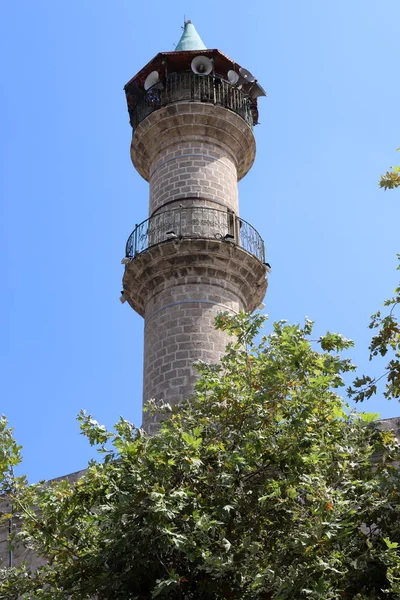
<box><xmin>125</xmin><ymin>206</ymin><xmax>265</xmax><ymax>264</ymax></box>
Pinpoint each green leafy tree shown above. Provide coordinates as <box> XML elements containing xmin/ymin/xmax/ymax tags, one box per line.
<box><xmin>348</xmin><ymin>156</ymin><xmax>400</xmax><ymax>403</ymax></box>
<box><xmin>379</xmin><ymin>149</ymin><xmax>400</xmax><ymax>190</ymax></box>
<box><xmin>1</xmin><ymin>313</ymin><xmax>400</xmax><ymax>599</ymax></box>
<box><xmin>0</xmin><ymin>417</ymin><xmax>21</xmax><ymax>496</ymax></box>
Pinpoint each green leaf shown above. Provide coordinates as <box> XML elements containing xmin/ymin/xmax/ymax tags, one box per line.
<box><xmin>359</xmin><ymin>412</ymin><xmax>380</xmax><ymax>423</ymax></box>
<box><xmin>384</xmin><ymin>538</ymin><xmax>399</xmax><ymax>550</ymax></box>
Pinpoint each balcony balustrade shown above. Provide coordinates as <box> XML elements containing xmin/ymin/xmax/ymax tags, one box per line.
<box><xmin>125</xmin><ymin>206</ymin><xmax>265</xmax><ymax>264</ymax></box>
<box><xmin>127</xmin><ymin>72</ymin><xmax>254</xmax><ymax>131</ymax></box>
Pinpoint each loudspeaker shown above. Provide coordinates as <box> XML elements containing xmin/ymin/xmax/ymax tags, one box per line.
<box><xmin>227</xmin><ymin>70</ymin><xmax>240</xmax><ymax>85</ymax></box>
<box><xmin>191</xmin><ymin>55</ymin><xmax>213</xmax><ymax>75</ymax></box>
<box><xmin>144</xmin><ymin>71</ymin><xmax>160</xmax><ymax>91</ymax></box>
<box><xmin>249</xmin><ymin>81</ymin><xmax>267</xmax><ymax>98</ymax></box>
<box><xmin>239</xmin><ymin>67</ymin><xmax>256</xmax><ymax>83</ymax></box>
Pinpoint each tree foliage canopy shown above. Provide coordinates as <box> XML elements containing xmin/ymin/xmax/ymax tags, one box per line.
<box><xmin>1</xmin><ymin>313</ymin><xmax>400</xmax><ymax>599</ymax></box>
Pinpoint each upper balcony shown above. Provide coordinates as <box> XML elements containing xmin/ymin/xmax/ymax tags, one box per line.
<box><xmin>125</xmin><ymin>205</ymin><xmax>265</xmax><ymax>264</ymax></box>
<box><xmin>126</xmin><ymin>72</ymin><xmax>255</xmax><ymax>133</ymax></box>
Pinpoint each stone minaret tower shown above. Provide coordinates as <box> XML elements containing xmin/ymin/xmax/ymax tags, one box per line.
<box><xmin>122</xmin><ymin>22</ymin><xmax>268</xmax><ymax>432</ymax></box>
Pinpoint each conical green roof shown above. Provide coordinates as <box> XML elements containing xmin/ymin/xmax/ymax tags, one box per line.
<box><xmin>175</xmin><ymin>21</ymin><xmax>206</xmax><ymax>51</ymax></box>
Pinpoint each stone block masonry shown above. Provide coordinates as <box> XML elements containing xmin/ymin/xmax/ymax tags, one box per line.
<box><xmin>149</xmin><ymin>140</ymin><xmax>239</xmax><ymax>215</ymax></box>
<box><xmin>142</xmin><ymin>279</ymin><xmax>243</xmax><ymax>434</ymax></box>
<box><xmin>130</xmin><ymin>103</ymin><xmax>256</xmax><ymax>183</ymax></box>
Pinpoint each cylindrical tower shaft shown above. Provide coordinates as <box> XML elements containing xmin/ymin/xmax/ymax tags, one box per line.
<box><xmin>149</xmin><ymin>140</ymin><xmax>239</xmax><ymax>216</ymax></box>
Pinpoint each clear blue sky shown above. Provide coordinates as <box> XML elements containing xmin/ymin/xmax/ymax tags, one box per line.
<box><xmin>1</xmin><ymin>1</ymin><xmax>399</xmax><ymax>482</ymax></box>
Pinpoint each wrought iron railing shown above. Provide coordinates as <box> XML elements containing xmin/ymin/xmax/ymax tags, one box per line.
<box><xmin>127</xmin><ymin>72</ymin><xmax>253</xmax><ymax>130</ymax></box>
<box><xmin>125</xmin><ymin>206</ymin><xmax>265</xmax><ymax>263</ymax></box>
